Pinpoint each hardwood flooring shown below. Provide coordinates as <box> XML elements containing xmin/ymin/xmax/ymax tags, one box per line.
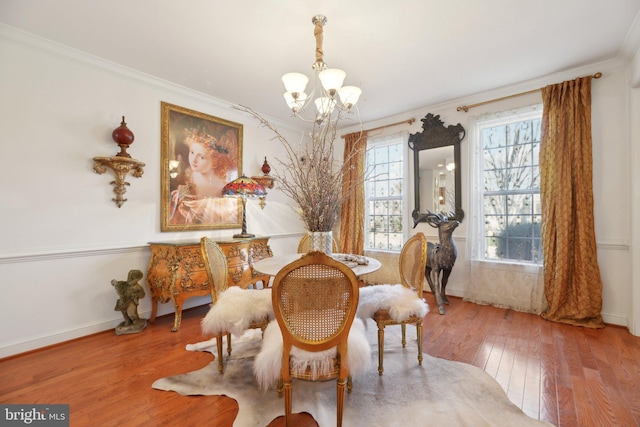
<box><xmin>1</xmin><ymin>295</ymin><xmax>639</xmax><ymax>426</ymax></box>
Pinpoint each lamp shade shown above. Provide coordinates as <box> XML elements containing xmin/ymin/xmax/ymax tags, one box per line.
<box><xmin>283</xmin><ymin>91</ymin><xmax>308</xmax><ymax>111</ymax></box>
<box><xmin>222</xmin><ymin>175</ymin><xmax>266</xmax><ymax>199</ymax></box>
<box><xmin>338</xmin><ymin>86</ymin><xmax>362</xmax><ymax>109</ymax></box>
<box><xmin>282</xmin><ymin>72</ymin><xmax>309</xmax><ymax>95</ymax></box>
<box><xmin>318</xmin><ymin>68</ymin><xmax>346</xmax><ymax>94</ymax></box>
<box><xmin>314</xmin><ymin>96</ymin><xmax>336</xmax><ymax>116</ymax></box>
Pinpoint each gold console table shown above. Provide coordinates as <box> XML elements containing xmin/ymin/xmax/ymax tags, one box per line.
<box><xmin>146</xmin><ymin>236</ymin><xmax>272</xmax><ymax>331</ymax></box>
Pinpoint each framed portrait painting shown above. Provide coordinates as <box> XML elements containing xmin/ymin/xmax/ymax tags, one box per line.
<box><xmin>160</xmin><ymin>102</ymin><xmax>243</xmax><ymax>231</ymax></box>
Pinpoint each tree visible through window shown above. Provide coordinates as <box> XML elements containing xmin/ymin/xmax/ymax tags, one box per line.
<box><xmin>478</xmin><ymin>108</ymin><xmax>542</xmax><ymax>263</ymax></box>
<box><xmin>365</xmin><ymin>137</ymin><xmax>404</xmax><ymax>251</ymax></box>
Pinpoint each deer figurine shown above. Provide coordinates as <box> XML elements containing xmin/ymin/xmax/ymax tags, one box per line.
<box><xmin>414</xmin><ymin>211</ymin><xmax>459</xmax><ymax>314</ymax></box>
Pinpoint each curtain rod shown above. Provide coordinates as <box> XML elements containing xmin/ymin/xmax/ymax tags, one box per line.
<box><xmin>456</xmin><ymin>72</ymin><xmax>602</xmax><ymax>113</ymax></box>
<box><xmin>341</xmin><ymin>118</ymin><xmax>415</xmax><ymax>138</ymax></box>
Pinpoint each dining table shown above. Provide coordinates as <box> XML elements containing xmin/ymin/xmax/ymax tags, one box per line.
<box><xmin>253</xmin><ymin>252</ymin><xmax>381</xmax><ymax>279</ymax></box>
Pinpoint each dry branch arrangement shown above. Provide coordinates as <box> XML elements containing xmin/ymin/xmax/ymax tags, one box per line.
<box><xmin>235</xmin><ymin>105</ymin><xmax>366</xmax><ymax>232</ymax></box>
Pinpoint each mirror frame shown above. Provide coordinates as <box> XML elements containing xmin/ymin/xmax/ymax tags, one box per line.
<box><xmin>408</xmin><ymin>113</ymin><xmax>466</xmax><ymax>224</ymax></box>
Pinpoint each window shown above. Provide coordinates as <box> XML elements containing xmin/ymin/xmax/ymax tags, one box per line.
<box><xmin>475</xmin><ymin>106</ymin><xmax>543</xmax><ymax>264</ymax></box>
<box><xmin>364</xmin><ymin>135</ymin><xmax>407</xmax><ymax>251</ymax></box>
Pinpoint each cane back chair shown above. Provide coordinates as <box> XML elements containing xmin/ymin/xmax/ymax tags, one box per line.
<box><xmin>272</xmin><ymin>251</ymin><xmax>360</xmax><ymax>427</ymax></box>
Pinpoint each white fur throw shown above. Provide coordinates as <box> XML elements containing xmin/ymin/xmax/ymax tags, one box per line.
<box><xmin>253</xmin><ymin>318</ymin><xmax>372</xmax><ymax>391</ymax></box>
<box><xmin>201</xmin><ymin>287</ymin><xmax>274</xmax><ymax>337</ymax></box>
<box><xmin>356</xmin><ymin>284</ymin><xmax>429</xmax><ymax>321</ymax></box>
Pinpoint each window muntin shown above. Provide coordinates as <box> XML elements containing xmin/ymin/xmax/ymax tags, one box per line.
<box><xmin>478</xmin><ymin>110</ymin><xmax>542</xmax><ymax>264</ymax></box>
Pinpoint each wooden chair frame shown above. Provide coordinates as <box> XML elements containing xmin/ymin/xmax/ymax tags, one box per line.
<box><xmin>372</xmin><ymin>232</ymin><xmax>428</xmax><ymax>375</ymax></box>
<box><xmin>200</xmin><ymin>237</ymin><xmax>269</xmax><ymax>373</ymax></box>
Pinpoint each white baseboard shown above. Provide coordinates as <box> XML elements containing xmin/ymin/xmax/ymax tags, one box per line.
<box><xmin>0</xmin><ymin>300</ymin><xmax>209</xmax><ymax>359</ymax></box>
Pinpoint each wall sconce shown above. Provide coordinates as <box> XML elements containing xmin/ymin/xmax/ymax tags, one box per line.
<box><xmin>251</xmin><ymin>157</ymin><xmax>276</xmax><ymax>209</ymax></box>
<box><xmin>93</xmin><ymin>116</ymin><xmax>145</xmax><ymax>208</ymax></box>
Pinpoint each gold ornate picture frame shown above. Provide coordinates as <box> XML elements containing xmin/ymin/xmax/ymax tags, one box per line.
<box><xmin>160</xmin><ymin>102</ymin><xmax>243</xmax><ymax>231</ymax></box>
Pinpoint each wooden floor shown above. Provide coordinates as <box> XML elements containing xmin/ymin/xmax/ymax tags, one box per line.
<box><xmin>2</xmin><ymin>294</ymin><xmax>639</xmax><ymax>427</ymax></box>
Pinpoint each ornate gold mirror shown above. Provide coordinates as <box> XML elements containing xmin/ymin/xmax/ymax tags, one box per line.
<box><xmin>409</xmin><ymin>113</ymin><xmax>466</xmax><ymax>223</ymax></box>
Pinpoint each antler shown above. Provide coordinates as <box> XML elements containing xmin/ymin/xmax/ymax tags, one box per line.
<box><xmin>412</xmin><ymin>210</ymin><xmax>446</xmax><ymax>229</ymax></box>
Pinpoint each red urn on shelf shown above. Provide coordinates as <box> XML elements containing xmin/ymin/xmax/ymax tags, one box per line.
<box><xmin>112</xmin><ymin>116</ymin><xmax>135</xmax><ymax>158</ymax></box>
<box><xmin>261</xmin><ymin>156</ymin><xmax>271</xmax><ymax>175</ymax></box>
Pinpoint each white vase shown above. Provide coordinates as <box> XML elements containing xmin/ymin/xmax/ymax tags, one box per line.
<box><xmin>308</xmin><ymin>231</ymin><xmax>333</xmax><ymax>254</ymax></box>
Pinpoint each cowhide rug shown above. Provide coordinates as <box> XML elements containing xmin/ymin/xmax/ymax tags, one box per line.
<box><xmin>152</xmin><ymin>320</ymin><xmax>554</xmax><ymax>427</ymax></box>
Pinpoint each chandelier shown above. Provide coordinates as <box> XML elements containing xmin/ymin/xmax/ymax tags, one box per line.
<box><xmin>281</xmin><ymin>15</ymin><xmax>362</xmax><ymax>124</ymax></box>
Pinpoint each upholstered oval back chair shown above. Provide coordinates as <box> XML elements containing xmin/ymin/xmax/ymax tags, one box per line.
<box><xmin>200</xmin><ymin>237</ymin><xmax>273</xmax><ymax>374</ymax></box>
<box><xmin>357</xmin><ymin>232</ymin><xmax>429</xmax><ymax>375</ymax></box>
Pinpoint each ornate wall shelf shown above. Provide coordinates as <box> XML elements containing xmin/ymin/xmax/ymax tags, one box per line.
<box><xmin>93</xmin><ymin>156</ymin><xmax>145</xmax><ymax>208</ymax></box>
<box><xmin>251</xmin><ymin>156</ymin><xmax>276</xmax><ymax>208</ymax></box>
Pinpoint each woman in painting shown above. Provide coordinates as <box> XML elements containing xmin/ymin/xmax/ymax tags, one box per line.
<box><xmin>170</xmin><ymin>128</ymin><xmax>239</xmax><ymax>225</ymax></box>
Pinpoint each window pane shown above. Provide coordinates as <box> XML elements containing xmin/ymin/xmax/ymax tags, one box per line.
<box><xmin>484</xmin><ymin>147</ymin><xmax>507</xmax><ymax>170</ymax></box>
<box><xmin>388</xmin><ymin>144</ymin><xmax>402</xmax><ymax>162</ymax></box>
<box><xmin>484</xmin><ymin>215</ymin><xmax>504</xmax><ymax>237</ymax></box>
<box><xmin>388</xmin><ymin>233</ymin><xmax>403</xmax><ymax>251</ymax></box>
<box><xmin>388</xmin><ymin>179</ymin><xmax>402</xmax><ymax>196</ymax></box>
<box><xmin>486</xmin><ymin>236</ymin><xmax>505</xmax><ymax>259</ymax></box>
<box><xmin>374</xmin><ymin>162</ymin><xmax>389</xmax><ymax>179</ymax></box>
<box><xmin>484</xmin><ymin>195</ymin><xmax>506</xmax><ymax>215</ymax></box>
<box><xmin>373</xmin><ymin>146</ymin><xmax>388</xmax><ymax>163</ymax></box>
<box><xmin>389</xmin><ymin>161</ymin><xmax>403</xmax><ymax>179</ymax></box>
<box><xmin>373</xmin><ymin>215</ymin><xmax>386</xmax><ymax>232</ymax></box>
<box><xmin>507</xmin><ymin>144</ymin><xmax>532</xmax><ymax>168</ymax></box>
<box><xmin>375</xmin><ymin>181</ymin><xmax>389</xmax><ymax>197</ymax></box>
<box><xmin>484</xmin><ymin>169</ymin><xmax>506</xmax><ymax>191</ymax></box>
<box><xmin>390</xmin><ymin>200</ymin><xmax>402</xmax><ymax>215</ymax></box>
<box><xmin>482</xmin><ymin>126</ymin><xmax>506</xmax><ymax>148</ymax></box>
<box><xmin>508</xmin><ymin>194</ymin><xmax>534</xmax><ymax>215</ymax></box>
<box><xmin>389</xmin><ymin>215</ymin><xmax>403</xmax><ymax>233</ymax></box>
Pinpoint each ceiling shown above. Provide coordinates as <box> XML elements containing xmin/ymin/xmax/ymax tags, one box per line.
<box><xmin>2</xmin><ymin>0</ymin><xmax>640</xmax><ymax>127</ymax></box>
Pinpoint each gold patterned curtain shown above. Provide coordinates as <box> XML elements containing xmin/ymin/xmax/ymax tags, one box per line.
<box><xmin>539</xmin><ymin>76</ymin><xmax>604</xmax><ymax>328</ymax></box>
<box><xmin>340</xmin><ymin>131</ymin><xmax>367</xmax><ymax>255</ymax></box>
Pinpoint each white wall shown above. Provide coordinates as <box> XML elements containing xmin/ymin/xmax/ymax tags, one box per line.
<box><xmin>344</xmin><ymin>58</ymin><xmax>634</xmax><ymax>331</ymax></box>
<box><xmin>0</xmin><ymin>27</ymin><xmax>307</xmax><ymax>357</ymax></box>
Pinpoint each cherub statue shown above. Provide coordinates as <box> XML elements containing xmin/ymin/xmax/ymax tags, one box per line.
<box><xmin>112</xmin><ymin>269</ymin><xmax>147</xmax><ymax>334</ymax></box>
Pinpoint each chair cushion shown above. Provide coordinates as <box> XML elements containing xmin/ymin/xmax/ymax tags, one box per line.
<box><xmin>253</xmin><ymin>318</ymin><xmax>372</xmax><ymax>391</ymax></box>
<box><xmin>201</xmin><ymin>287</ymin><xmax>274</xmax><ymax>337</ymax></box>
<box><xmin>356</xmin><ymin>284</ymin><xmax>429</xmax><ymax>321</ymax></box>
